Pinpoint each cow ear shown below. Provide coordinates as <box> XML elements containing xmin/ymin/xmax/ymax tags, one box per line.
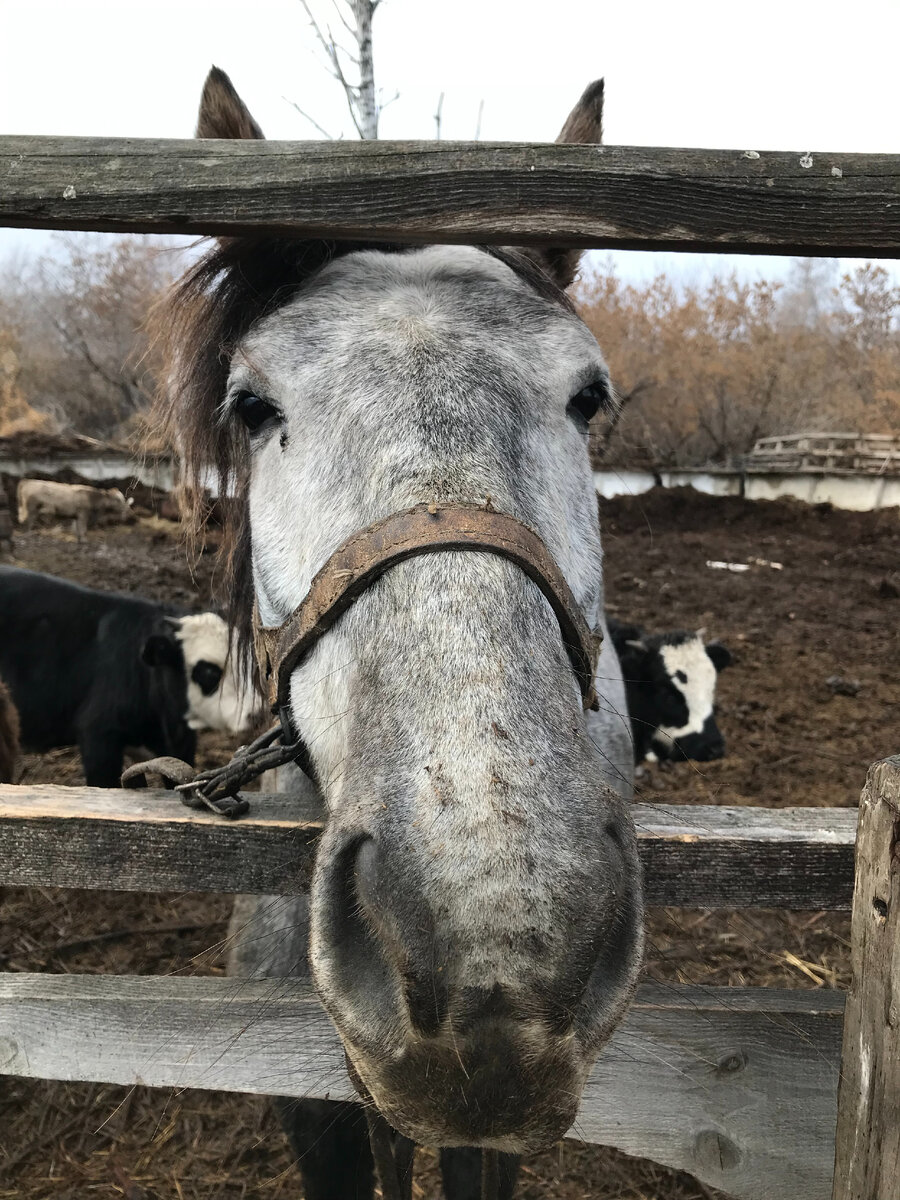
<box><xmin>514</xmin><ymin>79</ymin><xmax>604</xmax><ymax>291</ymax></box>
<box><xmin>196</xmin><ymin>66</ymin><xmax>265</xmax><ymax>140</ymax></box>
<box><xmin>706</xmin><ymin>641</ymin><xmax>732</xmax><ymax>672</ymax></box>
<box><xmin>142</xmin><ymin>633</ymin><xmax>181</xmax><ymax>669</ymax></box>
<box><xmin>608</xmin><ymin>619</ymin><xmax>642</xmax><ymax>645</ymax></box>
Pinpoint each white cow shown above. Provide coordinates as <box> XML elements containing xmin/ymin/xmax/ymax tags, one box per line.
<box><xmin>17</xmin><ymin>478</ymin><xmax>134</xmax><ymax>541</ymax></box>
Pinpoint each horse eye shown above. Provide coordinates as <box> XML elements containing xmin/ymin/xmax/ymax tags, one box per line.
<box><xmin>567</xmin><ymin>379</ymin><xmax>610</xmax><ymax>428</ymax></box>
<box><xmin>234</xmin><ymin>391</ymin><xmax>280</xmax><ymax>433</ymax></box>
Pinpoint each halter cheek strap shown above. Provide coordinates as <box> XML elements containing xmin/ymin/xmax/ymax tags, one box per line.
<box><xmin>252</xmin><ymin>501</ymin><xmax>602</xmax><ymax>730</ymax></box>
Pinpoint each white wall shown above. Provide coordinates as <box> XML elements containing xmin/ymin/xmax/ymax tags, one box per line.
<box><xmin>594</xmin><ymin>469</ymin><xmax>900</xmax><ymax>511</ymax></box>
<box><xmin>2</xmin><ymin>454</ymin><xmax>898</xmax><ymax>512</ymax></box>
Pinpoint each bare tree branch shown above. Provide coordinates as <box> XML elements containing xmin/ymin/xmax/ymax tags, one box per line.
<box><xmin>434</xmin><ymin>92</ymin><xmax>444</xmax><ymax>141</ymax></box>
<box><xmin>294</xmin><ymin>1</ymin><xmax>390</xmax><ymax>141</ymax></box>
<box><xmin>328</xmin><ymin>0</ymin><xmax>357</xmax><ymax>38</ymax></box>
<box><xmin>299</xmin><ymin>0</ymin><xmax>337</xmax><ymax>66</ymax></box>
<box><xmin>328</xmin><ymin>38</ymin><xmax>366</xmax><ymax>137</ymax></box>
<box><xmin>283</xmin><ymin>97</ymin><xmax>336</xmax><ymax>139</ymax></box>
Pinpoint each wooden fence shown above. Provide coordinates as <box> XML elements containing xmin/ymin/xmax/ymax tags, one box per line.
<box><xmin>2</xmin><ymin>133</ymin><xmax>900</xmax><ymax>1200</ymax></box>
<box><xmin>746</xmin><ymin>433</ymin><xmax>900</xmax><ymax>475</ymax></box>
<box><xmin>0</xmin><ymin>771</ymin><xmax>896</xmax><ymax>1200</ymax></box>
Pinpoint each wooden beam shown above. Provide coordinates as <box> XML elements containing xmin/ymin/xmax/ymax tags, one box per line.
<box><xmin>832</xmin><ymin>757</ymin><xmax>900</xmax><ymax>1200</ymax></box>
<box><xmin>0</xmin><ymin>784</ymin><xmax>857</xmax><ymax>908</ymax></box>
<box><xmin>0</xmin><ymin>783</ymin><xmax>323</xmax><ymax>896</ymax></box>
<box><xmin>635</xmin><ymin>802</ymin><xmax>857</xmax><ymax>909</ymax></box>
<box><xmin>1</xmin><ymin>136</ymin><xmax>899</xmax><ymax>257</ymax></box>
<box><xmin>0</xmin><ymin>972</ymin><xmax>842</xmax><ymax>1200</ymax></box>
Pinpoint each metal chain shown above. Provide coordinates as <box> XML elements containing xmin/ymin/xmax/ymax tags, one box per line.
<box><xmin>120</xmin><ymin>719</ymin><xmax>309</xmax><ymax>818</ymax></box>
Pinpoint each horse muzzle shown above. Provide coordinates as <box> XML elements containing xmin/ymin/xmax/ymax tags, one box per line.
<box><xmin>310</xmin><ymin>825</ymin><xmax>643</xmax><ymax>1151</ymax></box>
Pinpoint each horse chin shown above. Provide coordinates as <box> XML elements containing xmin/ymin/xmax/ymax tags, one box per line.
<box><xmin>343</xmin><ymin>1023</ymin><xmax>588</xmax><ymax>1154</ymax></box>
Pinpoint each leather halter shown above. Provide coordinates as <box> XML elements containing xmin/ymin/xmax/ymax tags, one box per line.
<box><xmin>253</xmin><ymin>501</ymin><xmax>602</xmax><ymax>734</ymax></box>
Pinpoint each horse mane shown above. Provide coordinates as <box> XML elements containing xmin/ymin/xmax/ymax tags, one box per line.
<box><xmin>150</xmin><ymin>237</ymin><xmax>572</xmax><ymax>667</ymax></box>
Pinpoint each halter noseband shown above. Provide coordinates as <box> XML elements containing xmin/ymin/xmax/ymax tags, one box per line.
<box><xmin>123</xmin><ymin>500</ymin><xmax>601</xmax><ymax>817</ymax></box>
<box><xmin>252</xmin><ymin>500</ymin><xmax>602</xmax><ymax>740</ymax></box>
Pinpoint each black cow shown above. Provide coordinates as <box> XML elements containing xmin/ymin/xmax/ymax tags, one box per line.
<box><xmin>0</xmin><ymin>567</ymin><xmax>197</xmax><ymax>786</ymax></box>
<box><xmin>608</xmin><ymin>617</ymin><xmax>732</xmax><ymax>763</ymax></box>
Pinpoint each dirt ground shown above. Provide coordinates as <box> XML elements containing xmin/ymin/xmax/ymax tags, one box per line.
<box><xmin>2</xmin><ymin>487</ymin><xmax>898</xmax><ymax>1199</ymax></box>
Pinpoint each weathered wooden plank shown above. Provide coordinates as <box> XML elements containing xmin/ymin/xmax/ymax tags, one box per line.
<box><xmin>0</xmin><ymin>784</ymin><xmax>857</xmax><ymax>908</ymax></box>
<box><xmin>1</xmin><ymin>136</ymin><xmax>899</xmax><ymax>257</ymax></box>
<box><xmin>0</xmin><ymin>973</ymin><xmax>842</xmax><ymax>1200</ymax></box>
<box><xmin>832</xmin><ymin>757</ymin><xmax>900</xmax><ymax>1200</ymax></box>
<box><xmin>635</xmin><ymin>803</ymin><xmax>857</xmax><ymax>910</ymax></box>
<box><xmin>0</xmin><ymin>783</ymin><xmax>323</xmax><ymax>895</ymax></box>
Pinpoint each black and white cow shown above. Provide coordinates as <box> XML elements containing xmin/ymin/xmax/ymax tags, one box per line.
<box><xmin>0</xmin><ymin>567</ymin><xmax>259</xmax><ymax>787</ymax></box>
<box><xmin>608</xmin><ymin>616</ymin><xmax>732</xmax><ymax>764</ymax></box>
<box><xmin>175</xmin><ymin>610</ymin><xmax>261</xmax><ymax>735</ymax></box>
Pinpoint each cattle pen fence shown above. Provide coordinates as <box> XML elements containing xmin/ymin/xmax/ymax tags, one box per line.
<box><xmin>2</xmin><ymin>133</ymin><xmax>900</xmax><ymax>1200</ymax></box>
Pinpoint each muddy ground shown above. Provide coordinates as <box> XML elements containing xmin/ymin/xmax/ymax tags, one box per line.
<box><xmin>1</xmin><ymin>487</ymin><xmax>897</xmax><ymax>1199</ymax></box>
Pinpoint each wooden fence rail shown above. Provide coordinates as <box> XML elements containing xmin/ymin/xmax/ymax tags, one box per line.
<box><xmin>0</xmin><ymin>784</ymin><xmax>858</xmax><ymax>909</ymax></box>
<box><xmin>0</xmin><ymin>972</ymin><xmax>843</xmax><ymax>1200</ymax></box>
<box><xmin>2</xmin><ymin>137</ymin><xmax>900</xmax><ymax>256</ymax></box>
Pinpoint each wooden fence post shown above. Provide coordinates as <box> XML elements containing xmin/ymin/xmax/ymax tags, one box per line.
<box><xmin>832</xmin><ymin>756</ymin><xmax>900</xmax><ymax>1200</ymax></box>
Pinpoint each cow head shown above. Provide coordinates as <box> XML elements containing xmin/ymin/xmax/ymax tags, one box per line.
<box><xmin>612</xmin><ymin>624</ymin><xmax>731</xmax><ymax>763</ymax></box>
<box><xmin>172</xmin><ymin>612</ymin><xmax>261</xmax><ymax>734</ymax></box>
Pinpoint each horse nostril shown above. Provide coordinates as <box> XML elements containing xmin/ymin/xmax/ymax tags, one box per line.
<box><xmin>316</xmin><ymin>835</ymin><xmax>448</xmax><ymax>1040</ymax></box>
<box><xmin>356</xmin><ymin>839</ymin><xmax>449</xmax><ymax>1036</ymax></box>
<box><xmin>310</xmin><ymin>835</ymin><xmax>403</xmax><ymax>1053</ymax></box>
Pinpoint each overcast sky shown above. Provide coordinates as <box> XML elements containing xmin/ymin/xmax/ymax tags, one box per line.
<box><xmin>2</xmin><ymin>0</ymin><xmax>899</xmax><ymax>284</ymax></box>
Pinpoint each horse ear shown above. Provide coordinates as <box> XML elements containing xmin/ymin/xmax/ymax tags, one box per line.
<box><xmin>196</xmin><ymin>66</ymin><xmax>265</xmax><ymax>140</ymax></box>
<box><xmin>516</xmin><ymin>79</ymin><xmax>604</xmax><ymax>292</ymax></box>
<box><xmin>557</xmin><ymin>78</ymin><xmax>605</xmax><ymax>145</ymax></box>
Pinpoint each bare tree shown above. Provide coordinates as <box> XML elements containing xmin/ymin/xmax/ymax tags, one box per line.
<box><xmin>0</xmin><ymin>235</ymin><xmax>180</xmax><ymax>442</ymax></box>
<box><xmin>298</xmin><ymin>0</ymin><xmax>389</xmax><ymax>139</ymax></box>
<box><xmin>781</xmin><ymin>257</ymin><xmax>839</xmax><ymax>327</ymax></box>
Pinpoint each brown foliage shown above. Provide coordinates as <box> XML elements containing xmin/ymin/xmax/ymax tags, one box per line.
<box><xmin>2</xmin><ymin>232</ymin><xmax>897</xmax><ymax>470</ymax></box>
<box><xmin>576</xmin><ymin>259</ymin><xmax>900</xmax><ymax>468</ymax></box>
<box><xmin>0</xmin><ymin>235</ymin><xmax>183</xmax><ymax>443</ymax></box>
<box><xmin>0</xmin><ymin>330</ymin><xmax>53</xmax><ymax>437</ymax></box>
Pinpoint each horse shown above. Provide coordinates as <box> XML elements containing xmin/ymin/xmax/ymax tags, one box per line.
<box><xmin>154</xmin><ymin>65</ymin><xmax>644</xmax><ymax>1199</ymax></box>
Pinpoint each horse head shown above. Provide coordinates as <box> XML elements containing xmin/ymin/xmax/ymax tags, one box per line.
<box><xmin>156</xmin><ymin>67</ymin><xmax>643</xmax><ymax>1153</ymax></box>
